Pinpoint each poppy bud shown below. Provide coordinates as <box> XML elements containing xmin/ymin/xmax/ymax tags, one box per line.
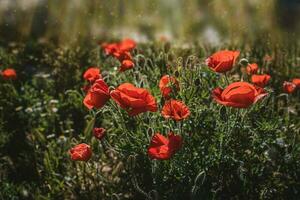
<box><xmin>93</xmin><ymin>127</ymin><xmax>106</xmax><ymax>140</ymax></box>
<box><xmin>140</xmin><ymin>81</ymin><xmax>144</xmax><ymax>88</ymax></box>
<box><xmin>239</xmin><ymin>58</ymin><xmax>249</xmax><ymax>67</ymax></box>
<box><xmin>174</xmin><ymin>70</ymin><xmax>180</xmax><ymax>78</ymax></box>
<box><xmin>194</xmin><ymin>78</ymin><xmax>201</xmax><ymax>86</ymax></box>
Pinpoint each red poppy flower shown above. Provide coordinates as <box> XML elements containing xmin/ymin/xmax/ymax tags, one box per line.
<box><xmin>246</xmin><ymin>63</ymin><xmax>259</xmax><ymax>75</ymax></box>
<box><xmin>206</xmin><ymin>50</ymin><xmax>240</xmax><ymax>73</ymax></box>
<box><xmin>251</xmin><ymin>74</ymin><xmax>271</xmax><ymax>88</ymax></box>
<box><xmin>148</xmin><ymin>132</ymin><xmax>182</xmax><ymax>160</ymax></box>
<box><xmin>212</xmin><ymin>82</ymin><xmax>268</xmax><ymax>108</ymax></box>
<box><xmin>102</xmin><ymin>39</ymin><xmax>136</xmax><ymax>56</ymax></box>
<box><xmin>283</xmin><ymin>81</ymin><xmax>296</xmax><ymax>94</ymax></box>
<box><xmin>159</xmin><ymin>75</ymin><xmax>179</xmax><ymax>99</ymax></box>
<box><xmin>101</xmin><ymin>39</ymin><xmax>136</xmax><ymax>73</ymax></box>
<box><xmin>83</xmin><ymin>67</ymin><xmax>101</xmax><ymax>83</ymax></box>
<box><xmin>161</xmin><ymin>99</ymin><xmax>190</xmax><ymax>121</ymax></box>
<box><xmin>110</xmin><ymin>83</ymin><xmax>158</xmax><ymax>116</ymax></box>
<box><xmin>119</xmin><ymin>60</ymin><xmax>134</xmax><ymax>72</ymax></box>
<box><xmin>119</xmin><ymin>38</ymin><xmax>136</xmax><ymax>52</ymax></box>
<box><xmin>113</xmin><ymin>50</ymin><xmax>132</xmax><ymax>62</ymax></box>
<box><xmin>1</xmin><ymin>68</ymin><xmax>17</xmax><ymax>80</ymax></box>
<box><xmin>83</xmin><ymin>79</ymin><xmax>110</xmax><ymax>110</ymax></box>
<box><xmin>69</xmin><ymin>143</ymin><xmax>92</xmax><ymax>161</ymax></box>
<box><xmin>101</xmin><ymin>43</ymin><xmax>119</xmax><ymax>55</ymax></box>
<box><xmin>93</xmin><ymin>127</ymin><xmax>106</xmax><ymax>140</ymax></box>
<box><xmin>292</xmin><ymin>78</ymin><xmax>300</xmax><ymax>88</ymax></box>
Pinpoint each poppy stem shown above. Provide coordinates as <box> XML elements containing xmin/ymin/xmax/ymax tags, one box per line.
<box><xmin>224</xmin><ymin>73</ymin><xmax>230</xmax><ymax>85</ymax></box>
<box><xmin>94</xmin><ymin>109</ymin><xmax>102</xmax><ymax>118</ymax></box>
<box><xmin>82</xmin><ymin>163</ymin><xmax>87</xmax><ymax>191</ymax></box>
<box><xmin>286</xmin><ymin>95</ymin><xmax>290</xmax><ymax>123</ymax></box>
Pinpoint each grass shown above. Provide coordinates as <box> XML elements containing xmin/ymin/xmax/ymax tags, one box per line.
<box><xmin>0</xmin><ymin>40</ymin><xmax>300</xmax><ymax>199</ymax></box>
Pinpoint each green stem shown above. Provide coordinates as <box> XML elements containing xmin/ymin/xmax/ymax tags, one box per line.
<box><xmin>83</xmin><ymin>163</ymin><xmax>86</xmax><ymax>189</ymax></box>
<box><xmin>224</xmin><ymin>73</ymin><xmax>230</xmax><ymax>85</ymax></box>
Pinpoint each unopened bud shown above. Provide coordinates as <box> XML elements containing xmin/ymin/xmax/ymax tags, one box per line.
<box><xmin>239</xmin><ymin>58</ymin><xmax>249</xmax><ymax>66</ymax></box>
<box><xmin>194</xmin><ymin>78</ymin><xmax>201</xmax><ymax>86</ymax></box>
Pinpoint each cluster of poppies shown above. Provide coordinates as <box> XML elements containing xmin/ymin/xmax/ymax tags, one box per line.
<box><xmin>0</xmin><ymin>41</ymin><xmax>298</xmax><ymax>164</ymax></box>
<box><xmin>69</xmin><ymin>44</ymin><xmax>299</xmax><ymax>162</ymax></box>
<box><xmin>207</xmin><ymin>50</ymin><xmax>269</xmax><ymax>108</ymax></box>
<box><xmin>207</xmin><ymin>50</ymin><xmax>299</xmax><ymax>108</ymax></box>
<box><xmin>70</xmin><ymin>39</ymin><xmax>192</xmax><ymax>161</ymax></box>
<box><xmin>0</xmin><ymin>68</ymin><xmax>17</xmax><ymax>80</ymax></box>
<box><xmin>149</xmin><ymin>75</ymin><xmax>190</xmax><ymax>160</ymax></box>
<box><xmin>101</xmin><ymin>38</ymin><xmax>136</xmax><ymax>72</ymax></box>
<box><xmin>283</xmin><ymin>79</ymin><xmax>300</xmax><ymax>94</ymax></box>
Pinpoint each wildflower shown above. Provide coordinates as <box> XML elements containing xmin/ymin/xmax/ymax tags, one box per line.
<box><xmin>113</xmin><ymin>51</ymin><xmax>132</xmax><ymax>62</ymax></box>
<box><xmin>101</xmin><ymin>39</ymin><xmax>136</xmax><ymax>57</ymax></box>
<box><xmin>292</xmin><ymin>78</ymin><xmax>300</xmax><ymax>88</ymax></box>
<box><xmin>159</xmin><ymin>75</ymin><xmax>179</xmax><ymax>99</ymax></box>
<box><xmin>101</xmin><ymin>43</ymin><xmax>119</xmax><ymax>55</ymax></box>
<box><xmin>1</xmin><ymin>68</ymin><xmax>17</xmax><ymax>80</ymax></box>
<box><xmin>110</xmin><ymin>83</ymin><xmax>157</xmax><ymax>116</ymax></box>
<box><xmin>83</xmin><ymin>79</ymin><xmax>110</xmax><ymax>110</ymax></box>
<box><xmin>83</xmin><ymin>67</ymin><xmax>101</xmax><ymax>83</ymax></box>
<box><xmin>119</xmin><ymin>60</ymin><xmax>134</xmax><ymax>72</ymax></box>
<box><xmin>93</xmin><ymin>127</ymin><xmax>106</xmax><ymax>140</ymax></box>
<box><xmin>118</xmin><ymin>38</ymin><xmax>136</xmax><ymax>52</ymax></box>
<box><xmin>251</xmin><ymin>74</ymin><xmax>271</xmax><ymax>88</ymax></box>
<box><xmin>101</xmin><ymin>38</ymin><xmax>136</xmax><ymax>72</ymax></box>
<box><xmin>246</xmin><ymin>63</ymin><xmax>259</xmax><ymax>75</ymax></box>
<box><xmin>148</xmin><ymin>132</ymin><xmax>182</xmax><ymax>160</ymax></box>
<box><xmin>212</xmin><ymin>82</ymin><xmax>268</xmax><ymax>108</ymax></box>
<box><xmin>283</xmin><ymin>81</ymin><xmax>296</xmax><ymax>94</ymax></box>
<box><xmin>206</xmin><ymin>50</ymin><xmax>240</xmax><ymax>73</ymax></box>
<box><xmin>161</xmin><ymin>99</ymin><xmax>190</xmax><ymax>121</ymax></box>
<box><xmin>69</xmin><ymin>143</ymin><xmax>92</xmax><ymax>161</ymax></box>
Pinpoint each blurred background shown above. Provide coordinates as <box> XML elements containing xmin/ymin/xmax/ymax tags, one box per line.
<box><xmin>0</xmin><ymin>0</ymin><xmax>299</xmax><ymax>46</ymax></box>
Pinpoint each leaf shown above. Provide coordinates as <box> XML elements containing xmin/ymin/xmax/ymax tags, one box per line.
<box><xmin>84</xmin><ymin>117</ymin><xmax>95</xmax><ymax>139</ymax></box>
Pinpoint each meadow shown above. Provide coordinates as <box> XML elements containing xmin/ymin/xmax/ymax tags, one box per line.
<box><xmin>1</xmin><ymin>38</ymin><xmax>300</xmax><ymax>199</ymax></box>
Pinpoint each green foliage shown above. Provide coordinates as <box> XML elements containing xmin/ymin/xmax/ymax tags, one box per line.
<box><xmin>0</xmin><ymin>41</ymin><xmax>299</xmax><ymax>199</ymax></box>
